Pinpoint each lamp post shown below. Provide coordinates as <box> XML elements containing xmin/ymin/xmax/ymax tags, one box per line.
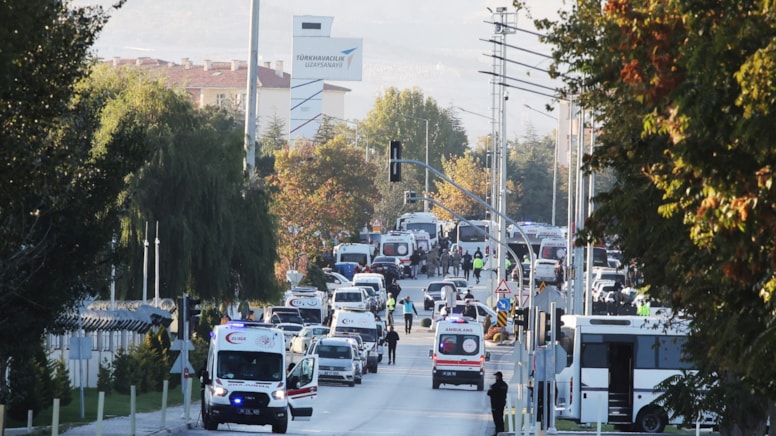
<box><xmin>398</xmin><ymin>113</ymin><xmax>429</xmax><ymax>212</ymax></box>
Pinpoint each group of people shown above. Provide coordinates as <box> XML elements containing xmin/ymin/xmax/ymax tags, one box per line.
<box><xmin>407</xmin><ymin>245</ymin><xmax>488</xmax><ymax>284</ymax></box>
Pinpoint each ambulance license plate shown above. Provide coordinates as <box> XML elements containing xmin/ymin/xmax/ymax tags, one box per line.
<box><xmin>442</xmin><ymin>371</ymin><xmax>456</xmax><ymax>376</ymax></box>
<box><xmin>238</xmin><ymin>408</ymin><xmax>260</xmax><ymax>416</ymax></box>
<box><xmin>322</xmin><ymin>371</ymin><xmax>337</xmax><ymax>376</ymax></box>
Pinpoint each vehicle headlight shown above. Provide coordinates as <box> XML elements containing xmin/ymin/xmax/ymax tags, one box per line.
<box><xmin>271</xmin><ymin>389</ymin><xmax>286</xmax><ymax>400</ymax></box>
<box><xmin>213</xmin><ymin>386</ymin><xmax>228</xmax><ymax>397</ymax></box>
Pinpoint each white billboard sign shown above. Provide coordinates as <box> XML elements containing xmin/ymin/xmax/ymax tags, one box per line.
<box><xmin>293</xmin><ymin>37</ymin><xmax>363</xmax><ymax>81</ymax></box>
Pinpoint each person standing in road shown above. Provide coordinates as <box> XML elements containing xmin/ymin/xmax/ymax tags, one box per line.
<box><xmin>452</xmin><ymin>248</ymin><xmax>462</xmax><ymax>276</ymax></box>
<box><xmin>461</xmin><ymin>250</ymin><xmax>473</xmax><ymax>280</ymax></box>
<box><xmin>474</xmin><ymin>247</ymin><xmax>484</xmax><ymax>260</ymax></box>
<box><xmin>487</xmin><ymin>371</ymin><xmax>508</xmax><ymax>435</ymax></box>
<box><xmin>439</xmin><ymin>249</ymin><xmax>451</xmax><ymax>276</ymax></box>
<box><xmin>384</xmin><ymin>325</ymin><xmax>400</xmax><ymax>364</ymax></box>
<box><xmin>402</xmin><ymin>296</ymin><xmax>419</xmax><ymax>334</ymax></box>
<box><xmin>410</xmin><ymin>249</ymin><xmax>421</xmax><ymax>279</ymax></box>
<box><xmin>473</xmin><ymin>256</ymin><xmax>485</xmax><ymax>284</ymax></box>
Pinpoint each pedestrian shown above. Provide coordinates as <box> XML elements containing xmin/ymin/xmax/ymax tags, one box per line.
<box><xmin>439</xmin><ymin>249</ymin><xmax>451</xmax><ymax>276</ymax></box>
<box><xmin>410</xmin><ymin>249</ymin><xmax>421</xmax><ymax>279</ymax></box>
<box><xmin>388</xmin><ymin>278</ymin><xmax>402</xmax><ymax>301</ymax></box>
<box><xmin>462</xmin><ymin>250</ymin><xmax>473</xmax><ymax>280</ymax></box>
<box><xmin>473</xmin><ymin>255</ymin><xmax>485</xmax><ymax>284</ymax></box>
<box><xmin>385</xmin><ymin>325</ymin><xmax>400</xmax><ymax>364</ymax></box>
<box><xmin>463</xmin><ymin>289</ymin><xmax>474</xmax><ymax>300</ymax></box>
<box><xmin>487</xmin><ymin>371</ymin><xmax>508</xmax><ymax>435</ymax></box>
<box><xmin>474</xmin><ymin>247</ymin><xmax>484</xmax><ymax>260</ymax></box>
<box><xmin>452</xmin><ymin>248</ymin><xmax>462</xmax><ymax>276</ymax></box>
<box><xmin>402</xmin><ymin>296</ymin><xmax>419</xmax><ymax>334</ymax></box>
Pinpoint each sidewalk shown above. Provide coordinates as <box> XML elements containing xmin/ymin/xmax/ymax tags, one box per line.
<box><xmin>6</xmin><ymin>403</ymin><xmax>197</xmax><ymax>436</ymax></box>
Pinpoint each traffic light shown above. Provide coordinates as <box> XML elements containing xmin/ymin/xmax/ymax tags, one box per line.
<box><xmin>513</xmin><ymin>307</ymin><xmax>529</xmax><ymax>330</ymax></box>
<box><xmin>187</xmin><ymin>297</ymin><xmax>201</xmax><ymax>338</ymax></box>
<box><xmin>554</xmin><ymin>307</ymin><xmax>565</xmax><ymax>340</ymax></box>
<box><xmin>404</xmin><ymin>190</ymin><xmax>417</xmax><ymax>204</ymax></box>
<box><xmin>389</xmin><ymin>140</ymin><xmax>402</xmax><ymax>182</ymax></box>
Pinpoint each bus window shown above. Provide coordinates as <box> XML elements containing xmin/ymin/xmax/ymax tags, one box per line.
<box><xmin>581</xmin><ymin>343</ymin><xmax>608</xmax><ymax>368</ymax></box>
<box><xmin>658</xmin><ymin>336</ymin><xmax>692</xmax><ymax>370</ymax></box>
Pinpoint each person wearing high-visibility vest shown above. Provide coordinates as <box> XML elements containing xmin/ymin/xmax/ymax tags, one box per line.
<box><xmin>473</xmin><ymin>256</ymin><xmax>485</xmax><ymax>284</ymax></box>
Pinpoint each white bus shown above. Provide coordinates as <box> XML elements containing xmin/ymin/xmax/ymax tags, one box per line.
<box><xmin>396</xmin><ymin>212</ymin><xmax>441</xmax><ymax>248</ymax></box>
<box><xmin>454</xmin><ymin>219</ymin><xmax>497</xmax><ymax>259</ymax></box>
<box><xmin>554</xmin><ymin>315</ymin><xmax>715</xmax><ymax>433</ymax></box>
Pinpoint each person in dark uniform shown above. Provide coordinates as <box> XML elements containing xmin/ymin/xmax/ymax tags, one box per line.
<box><xmin>487</xmin><ymin>371</ymin><xmax>508</xmax><ymax>434</ymax></box>
<box><xmin>384</xmin><ymin>325</ymin><xmax>400</xmax><ymax>364</ymax></box>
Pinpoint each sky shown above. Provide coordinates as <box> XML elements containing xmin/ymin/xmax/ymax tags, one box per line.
<box><xmin>74</xmin><ymin>0</ymin><xmax>566</xmax><ymax>145</ymax></box>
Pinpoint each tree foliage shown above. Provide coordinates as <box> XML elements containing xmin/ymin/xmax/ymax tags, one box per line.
<box><xmin>269</xmin><ymin>139</ymin><xmax>379</xmax><ymax>277</ymax></box>
<box><xmin>0</xmin><ymin>0</ymin><xmax>137</xmax><ymax>402</ymax></box>
<box><xmin>361</xmin><ymin>87</ymin><xmax>468</xmax><ymax>194</ymax></box>
<box><xmin>535</xmin><ymin>0</ymin><xmax>776</xmax><ymax>431</ymax></box>
<box><xmin>431</xmin><ymin>154</ymin><xmax>491</xmax><ymax>221</ymax></box>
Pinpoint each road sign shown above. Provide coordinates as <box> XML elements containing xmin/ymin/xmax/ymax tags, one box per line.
<box><xmin>539</xmin><ymin>281</ymin><xmax>547</xmax><ymax>292</ymax></box>
<box><xmin>496</xmin><ymin>298</ymin><xmax>511</xmax><ymax>312</ymax></box>
<box><xmin>497</xmin><ymin>310</ymin><xmax>508</xmax><ymax>327</ymax></box>
<box><xmin>170</xmin><ymin>354</ymin><xmax>194</xmax><ymax>375</ymax></box>
<box><xmin>495</xmin><ymin>279</ymin><xmax>512</xmax><ymax>294</ymax></box>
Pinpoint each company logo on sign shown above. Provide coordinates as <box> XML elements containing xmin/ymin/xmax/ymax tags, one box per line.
<box><xmin>342</xmin><ymin>318</ymin><xmax>354</xmax><ymax>325</ymax></box>
<box><xmin>296</xmin><ymin>47</ymin><xmax>358</xmax><ymax>70</ymax></box>
<box><xmin>255</xmin><ymin>335</ymin><xmax>276</xmax><ymax>349</ymax></box>
<box><xmin>225</xmin><ymin>333</ymin><xmax>247</xmax><ymax>344</ymax></box>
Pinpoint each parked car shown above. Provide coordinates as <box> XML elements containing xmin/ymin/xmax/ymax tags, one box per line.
<box><xmin>423</xmin><ymin>281</ymin><xmax>459</xmax><ymax>310</ymax></box>
<box><xmin>289</xmin><ymin>325</ymin><xmax>330</xmax><ymax>354</ymax></box>
<box><xmin>371</xmin><ymin>256</ymin><xmax>403</xmax><ymax>279</ymax></box>
<box><xmin>443</xmin><ymin>276</ymin><xmax>469</xmax><ymax>294</ymax></box>
<box><xmin>307</xmin><ymin>337</ymin><xmax>358</xmax><ymax>387</ymax></box>
<box><xmin>324</xmin><ymin>270</ymin><xmax>352</xmax><ymax>294</ymax></box>
<box><xmin>275</xmin><ymin>322</ymin><xmax>304</xmax><ymax>350</ymax></box>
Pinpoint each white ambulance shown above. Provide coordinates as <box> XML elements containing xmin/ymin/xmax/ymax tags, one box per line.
<box><xmin>284</xmin><ymin>288</ymin><xmax>330</xmax><ymax>325</ymax></box>
<box><xmin>379</xmin><ymin>231</ymin><xmax>417</xmax><ymax>277</ymax></box>
<box><xmin>329</xmin><ymin>308</ymin><xmax>381</xmax><ymax>372</ymax></box>
<box><xmin>428</xmin><ymin>317</ymin><xmax>490</xmax><ymax>391</ymax></box>
<box><xmin>200</xmin><ymin>321</ymin><xmax>319</xmax><ymax>433</ymax></box>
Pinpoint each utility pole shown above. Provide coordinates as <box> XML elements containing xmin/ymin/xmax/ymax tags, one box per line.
<box><xmin>244</xmin><ymin>0</ymin><xmax>260</xmax><ymax>176</ymax></box>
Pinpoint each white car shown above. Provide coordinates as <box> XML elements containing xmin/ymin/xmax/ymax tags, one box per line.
<box><xmin>290</xmin><ymin>325</ymin><xmax>331</xmax><ymax>354</ymax></box>
<box><xmin>325</xmin><ymin>271</ymin><xmax>352</xmax><ymax>294</ymax></box>
<box><xmin>443</xmin><ymin>276</ymin><xmax>470</xmax><ymax>294</ymax></box>
<box><xmin>275</xmin><ymin>322</ymin><xmax>304</xmax><ymax>350</ymax></box>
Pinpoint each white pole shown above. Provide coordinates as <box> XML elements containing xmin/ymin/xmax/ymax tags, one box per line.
<box><xmin>130</xmin><ymin>385</ymin><xmax>136</xmax><ymax>436</ymax></box>
<box><xmin>110</xmin><ymin>235</ymin><xmax>116</xmax><ymax>310</ymax></box>
<box><xmin>96</xmin><ymin>391</ymin><xmax>105</xmax><ymax>436</ymax></box>
<box><xmin>161</xmin><ymin>380</ymin><xmax>168</xmax><ymax>429</ymax></box>
<box><xmin>52</xmin><ymin>398</ymin><xmax>60</xmax><ymax>436</ymax></box>
<box><xmin>143</xmin><ymin>222</ymin><xmax>148</xmax><ymax>303</ymax></box>
<box><xmin>244</xmin><ymin>0</ymin><xmax>260</xmax><ymax>173</ymax></box>
<box><xmin>154</xmin><ymin>221</ymin><xmax>160</xmax><ymax>307</ymax></box>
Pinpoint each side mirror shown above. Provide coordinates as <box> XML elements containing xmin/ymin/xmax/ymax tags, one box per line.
<box><xmin>200</xmin><ymin>370</ymin><xmax>210</xmax><ymax>385</ymax></box>
<box><xmin>428</xmin><ymin>349</ymin><xmax>433</xmax><ymax>358</ymax></box>
<box><xmin>485</xmin><ymin>351</ymin><xmax>491</xmax><ymax>362</ymax></box>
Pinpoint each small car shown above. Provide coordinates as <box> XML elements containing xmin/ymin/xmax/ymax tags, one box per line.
<box><xmin>289</xmin><ymin>325</ymin><xmax>330</xmax><ymax>354</ymax></box>
<box><xmin>423</xmin><ymin>281</ymin><xmax>459</xmax><ymax>310</ymax></box>
<box><xmin>308</xmin><ymin>337</ymin><xmax>358</xmax><ymax>387</ymax></box>
<box><xmin>275</xmin><ymin>322</ymin><xmax>304</xmax><ymax>350</ymax></box>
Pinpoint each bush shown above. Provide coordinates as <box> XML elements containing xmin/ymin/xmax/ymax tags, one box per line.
<box><xmin>420</xmin><ymin>318</ymin><xmax>432</xmax><ymax>328</ymax></box>
<box><xmin>97</xmin><ymin>357</ymin><xmax>113</xmax><ymax>395</ymax></box>
<box><xmin>50</xmin><ymin>358</ymin><xmax>73</xmax><ymax>406</ymax></box>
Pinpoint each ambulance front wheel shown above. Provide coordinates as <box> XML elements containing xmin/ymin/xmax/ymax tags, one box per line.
<box><xmin>272</xmin><ymin>414</ymin><xmax>288</xmax><ymax>434</ymax></box>
<box><xmin>432</xmin><ymin>377</ymin><xmax>440</xmax><ymax>389</ymax></box>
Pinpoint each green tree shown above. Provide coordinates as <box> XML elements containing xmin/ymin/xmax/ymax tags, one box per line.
<box><xmin>0</xmin><ymin>0</ymin><xmax>143</xmax><ymax>403</ymax></box>
<box><xmin>536</xmin><ymin>0</ymin><xmax>776</xmax><ymax>431</ymax></box>
<box><xmin>87</xmin><ymin>65</ymin><xmax>279</xmax><ymax>305</ymax></box>
<box><xmin>361</xmin><ymin>87</ymin><xmax>468</xmax><ymax>194</ymax></box>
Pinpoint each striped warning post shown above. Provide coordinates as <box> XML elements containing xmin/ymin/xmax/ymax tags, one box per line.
<box><xmin>497</xmin><ymin>310</ymin><xmax>507</xmax><ymax>327</ymax></box>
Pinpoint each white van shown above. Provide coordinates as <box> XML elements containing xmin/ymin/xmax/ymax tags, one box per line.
<box><xmin>539</xmin><ymin>237</ymin><xmax>568</xmax><ymax>261</ymax></box>
<box><xmin>332</xmin><ymin>242</ymin><xmax>375</xmax><ymax>266</ymax></box>
<box><xmin>329</xmin><ymin>308</ymin><xmax>380</xmax><ymax>372</ymax></box>
<box><xmin>429</xmin><ymin>317</ymin><xmax>490</xmax><ymax>390</ymax></box>
<box><xmin>284</xmin><ymin>289</ymin><xmax>330</xmax><ymax>325</ymax></box>
<box><xmin>200</xmin><ymin>321</ymin><xmax>319</xmax><ymax>433</ymax></box>
<box><xmin>352</xmin><ymin>273</ymin><xmax>387</xmax><ymax>310</ymax></box>
<box><xmin>332</xmin><ymin>287</ymin><xmax>369</xmax><ymax>311</ymax></box>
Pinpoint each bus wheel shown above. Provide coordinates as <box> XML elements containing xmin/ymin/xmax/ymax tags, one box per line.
<box><xmin>636</xmin><ymin>407</ymin><xmax>667</xmax><ymax>433</ymax></box>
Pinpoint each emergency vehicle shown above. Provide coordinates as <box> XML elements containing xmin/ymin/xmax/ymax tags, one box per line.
<box><xmin>332</xmin><ymin>243</ymin><xmax>375</xmax><ymax>266</ymax></box>
<box><xmin>200</xmin><ymin>321</ymin><xmax>319</xmax><ymax>433</ymax></box>
<box><xmin>379</xmin><ymin>231</ymin><xmax>417</xmax><ymax>276</ymax></box>
<box><xmin>329</xmin><ymin>308</ymin><xmax>381</xmax><ymax>372</ymax></box>
<box><xmin>284</xmin><ymin>287</ymin><xmax>330</xmax><ymax>325</ymax></box>
<box><xmin>429</xmin><ymin>317</ymin><xmax>490</xmax><ymax>390</ymax></box>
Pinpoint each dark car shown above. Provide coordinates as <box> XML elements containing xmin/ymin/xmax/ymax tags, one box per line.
<box><xmin>422</xmin><ymin>281</ymin><xmax>459</xmax><ymax>310</ymax></box>
<box><xmin>371</xmin><ymin>256</ymin><xmax>403</xmax><ymax>280</ymax></box>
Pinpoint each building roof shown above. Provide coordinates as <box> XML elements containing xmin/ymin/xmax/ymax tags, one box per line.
<box><xmin>105</xmin><ymin>57</ymin><xmax>350</xmax><ymax>93</ymax></box>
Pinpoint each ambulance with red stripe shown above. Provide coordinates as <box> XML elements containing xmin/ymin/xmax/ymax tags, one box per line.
<box><xmin>200</xmin><ymin>321</ymin><xmax>319</xmax><ymax>433</ymax></box>
<box><xmin>429</xmin><ymin>317</ymin><xmax>490</xmax><ymax>390</ymax></box>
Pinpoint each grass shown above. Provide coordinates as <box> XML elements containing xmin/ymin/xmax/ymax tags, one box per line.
<box><xmin>6</xmin><ymin>378</ymin><xmax>201</xmax><ymax>432</ymax></box>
